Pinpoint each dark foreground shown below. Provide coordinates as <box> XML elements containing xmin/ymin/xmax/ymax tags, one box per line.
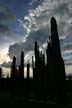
<box><xmin>0</xmin><ymin>98</ymin><xmax>72</xmax><ymax>108</ymax></box>
<box><xmin>0</xmin><ymin>92</ymin><xmax>72</xmax><ymax>108</ymax></box>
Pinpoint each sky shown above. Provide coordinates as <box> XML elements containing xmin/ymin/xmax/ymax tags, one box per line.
<box><xmin>0</xmin><ymin>0</ymin><xmax>72</xmax><ymax>75</ymax></box>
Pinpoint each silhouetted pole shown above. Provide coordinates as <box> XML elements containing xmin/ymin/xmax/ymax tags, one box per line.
<box><xmin>11</xmin><ymin>56</ymin><xmax>17</xmax><ymax>79</ymax></box>
<box><xmin>20</xmin><ymin>51</ymin><xmax>24</xmax><ymax>79</ymax></box>
<box><xmin>0</xmin><ymin>68</ymin><xmax>2</xmax><ymax>79</ymax></box>
<box><xmin>0</xmin><ymin>67</ymin><xmax>2</xmax><ymax>89</ymax></box>
<box><xmin>46</xmin><ymin>40</ymin><xmax>55</xmax><ymax>97</ymax></box>
<box><xmin>10</xmin><ymin>56</ymin><xmax>17</xmax><ymax>95</ymax></box>
<box><xmin>25</xmin><ymin>62</ymin><xmax>30</xmax><ymax>98</ymax></box>
<box><xmin>27</xmin><ymin>62</ymin><xmax>30</xmax><ymax>80</ymax></box>
<box><xmin>35</xmin><ymin>41</ymin><xmax>38</xmax><ymax>60</ymax></box>
<box><xmin>32</xmin><ymin>56</ymin><xmax>34</xmax><ymax>69</ymax></box>
<box><xmin>34</xmin><ymin>41</ymin><xmax>41</xmax><ymax>98</ymax></box>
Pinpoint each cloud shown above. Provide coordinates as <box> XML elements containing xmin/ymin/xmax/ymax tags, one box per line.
<box><xmin>1</xmin><ymin>51</ymin><xmax>34</xmax><ymax>67</ymax></box>
<box><xmin>6</xmin><ymin>0</ymin><xmax>72</xmax><ymax>68</ymax></box>
<box><xmin>61</xmin><ymin>33</ymin><xmax>72</xmax><ymax>52</ymax></box>
<box><xmin>0</xmin><ymin>5</ymin><xmax>15</xmax><ymax>36</ymax></box>
<box><xmin>29</xmin><ymin>0</ymin><xmax>38</xmax><ymax>6</ymax></box>
<box><xmin>8</xmin><ymin>25</ymin><xmax>49</xmax><ymax>62</ymax></box>
<box><xmin>1</xmin><ymin>61</ymin><xmax>11</xmax><ymax>68</ymax></box>
<box><xmin>0</xmin><ymin>5</ymin><xmax>18</xmax><ymax>57</ymax></box>
<box><xmin>22</xmin><ymin>0</ymin><xmax>72</xmax><ymax>39</ymax></box>
<box><xmin>0</xmin><ymin>5</ymin><xmax>15</xmax><ymax>22</ymax></box>
<box><xmin>0</xmin><ymin>24</ymin><xmax>10</xmax><ymax>35</ymax></box>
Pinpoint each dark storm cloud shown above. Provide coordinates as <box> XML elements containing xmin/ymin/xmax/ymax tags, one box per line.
<box><xmin>0</xmin><ymin>24</ymin><xmax>10</xmax><ymax>35</ymax></box>
<box><xmin>0</xmin><ymin>5</ymin><xmax>15</xmax><ymax>21</ymax></box>
<box><xmin>0</xmin><ymin>5</ymin><xmax>15</xmax><ymax>35</ymax></box>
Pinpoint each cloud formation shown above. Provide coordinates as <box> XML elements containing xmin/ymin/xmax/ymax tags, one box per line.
<box><xmin>2</xmin><ymin>0</ymin><xmax>72</xmax><ymax>69</ymax></box>
<box><xmin>21</xmin><ymin>0</ymin><xmax>72</xmax><ymax>38</ymax></box>
<box><xmin>0</xmin><ymin>5</ymin><xmax>15</xmax><ymax>35</ymax></box>
<box><xmin>0</xmin><ymin>5</ymin><xmax>15</xmax><ymax>21</ymax></box>
<box><xmin>0</xmin><ymin>24</ymin><xmax>10</xmax><ymax>35</ymax></box>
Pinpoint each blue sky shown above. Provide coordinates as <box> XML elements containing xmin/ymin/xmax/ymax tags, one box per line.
<box><xmin>0</xmin><ymin>0</ymin><xmax>72</xmax><ymax>74</ymax></box>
